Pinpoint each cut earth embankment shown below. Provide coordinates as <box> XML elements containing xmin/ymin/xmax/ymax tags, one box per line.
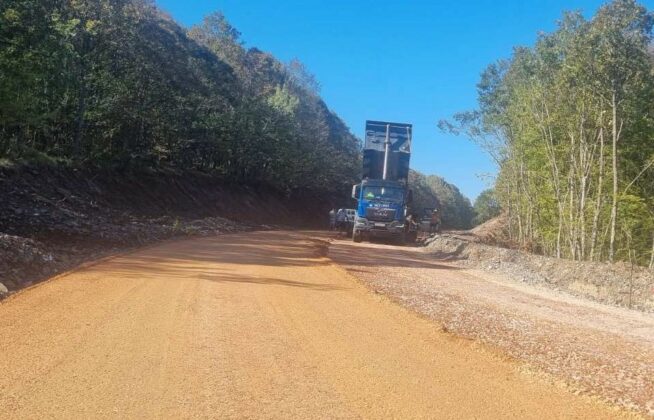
<box><xmin>0</xmin><ymin>164</ymin><xmax>329</xmax><ymax>296</ymax></box>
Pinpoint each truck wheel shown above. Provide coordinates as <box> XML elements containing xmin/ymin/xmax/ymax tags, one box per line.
<box><xmin>353</xmin><ymin>229</ymin><xmax>362</xmax><ymax>243</ymax></box>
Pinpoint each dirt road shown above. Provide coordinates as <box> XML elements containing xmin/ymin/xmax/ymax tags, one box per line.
<box><xmin>329</xmin><ymin>235</ymin><xmax>654</xmax><ymax>416</ymax></box>
<box><xmin>0</xmin><ymin>231</ymin><xmax>631</xmax><ymax>418</ymax></box>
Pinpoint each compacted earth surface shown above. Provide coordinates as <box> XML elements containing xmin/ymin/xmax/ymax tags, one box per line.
<box><xmin>328</xmin><ymin>234</ymin><xmax>654</xmax><ymax>416</ymax></box>
<box><xmin>0</xmin><ymin>230</ymin><xmax>633</xmax><ymax>419</ymax></box>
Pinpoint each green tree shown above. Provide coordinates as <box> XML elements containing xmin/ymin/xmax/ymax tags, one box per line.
<box><xmin>473</xmin><ymin>189</ymin><xmax>501</xmax><ymax>225</ymax></box>
<box><xmin>443</xmin><ymin>0</ymin><xmax>654</xmax><ymax>264</ymax></box>
<box><xmin>409</xmin><ymin>170</ymin><xmax>474</xmax><ymax>229</ymax></box>
<box><xmin>0</xmin><ymin>1</ymin><xmax>361</xmax><ymax>205</ymax></box>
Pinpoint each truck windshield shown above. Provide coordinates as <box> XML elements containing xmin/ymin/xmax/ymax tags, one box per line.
<box><xmin>362</xmin><ymin>186</ymin><xmax>404</xmax><ymax>202</ymax></box>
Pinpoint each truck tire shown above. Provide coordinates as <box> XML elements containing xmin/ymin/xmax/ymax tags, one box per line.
<box><xmin>396</xmin><ymin>232</ymin><xmax>406</xmax><ymax>245</ymax></box>
<box><xmin>353</xmin><ymin>229</ymin><xmax>362</xmax><ymax>243</ymax></box>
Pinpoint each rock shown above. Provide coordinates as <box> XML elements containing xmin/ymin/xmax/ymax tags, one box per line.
<box><xmin>0</xmin><ymin>282</ymin><xmax>8</xmax><ymax>296</ymax></box>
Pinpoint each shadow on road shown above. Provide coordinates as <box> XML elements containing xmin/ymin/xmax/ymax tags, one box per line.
<box><xmin>328</xmin><ymin>239</ymin><xmax>461</xmax><ymax>271</ymax></box>
<box><xmin>198</xmin><ymin>273</ymin><xmax>348</xmax><ymax>291</ymax></box>
<box><xmin>83</xmin><ymin>231</ymin><xmax>460</xmax><ymax>290</ymax></box>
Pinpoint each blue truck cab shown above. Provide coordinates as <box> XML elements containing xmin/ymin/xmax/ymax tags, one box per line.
<box><xmin>351</xmin><ymin>179</ymin><xmax>411</xmax><ymax>243</ymax></box>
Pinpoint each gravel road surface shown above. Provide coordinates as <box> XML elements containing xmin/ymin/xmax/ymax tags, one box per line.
<box><xmin>329</xmin><ymin>235</ymin><xmax>654</xmax><ymax>416</ymax></box>
<box><xmin>0</xmin><ymin>231</ymin><xmax>634</xmax><ymax>418</ymax></box>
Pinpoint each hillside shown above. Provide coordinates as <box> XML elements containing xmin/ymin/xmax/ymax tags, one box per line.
<box><xmin>0</xmin><ymin>163</ymin><xmax>337</xmax><ymax>295</ymax></box>
<box><xmin>0</xmin><ymin>0</ymin><xmax>364</xmax><ymax>295</ymax></box>
<box><xmin>409</xmin><ymin>170</ymin><xmax>474</xmax><ymax>229</ymax></box>
<box><xmin>0</xmin><ymin>1</ymin><xmax>360</xmax><ymax>197</ymax></box>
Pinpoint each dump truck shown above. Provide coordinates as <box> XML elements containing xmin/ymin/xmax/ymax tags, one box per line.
<box><xmin>351</xmin><ymin>120</ymin><xmax>416</xmax><ymax>244</ymax></box>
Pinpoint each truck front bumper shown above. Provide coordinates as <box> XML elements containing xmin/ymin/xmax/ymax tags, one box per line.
<box><xmin>354</xmin><ymin>218</ymin><xmax>405</xmax><ymax>237</ymax></box>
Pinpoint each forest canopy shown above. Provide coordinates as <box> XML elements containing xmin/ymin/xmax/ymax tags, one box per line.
<box><xmin>0</xmin><ymin>0</ymin><xmax>361</xmax><ymax>197</ymax></box>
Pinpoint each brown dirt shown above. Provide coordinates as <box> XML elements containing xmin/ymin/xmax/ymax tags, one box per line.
<box><xmin>0</xmin><ymin>231</ymin><xmax>629</xmax><ymax>419</ymax></box>
<box><xmin>469</xmin><ymin>213</ymin><xmax>511</xmax><ymax>244</ymax></box>
<box><xmin>424</xmin><ymin>233</ymin><xmax>654</xmax><ymax>312</ymax></box>
<box><xmin>0</xmin><ymin>164</ymin><xmax>331</xmax><ymax>295</ymax></box>
<box><xmin>328</xmin><ymin>237</ymin><xmax>654</xmax><ymax>416</ymax></box>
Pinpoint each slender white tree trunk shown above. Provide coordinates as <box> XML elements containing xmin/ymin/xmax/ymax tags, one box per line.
<box><xmin>609</xmin><ymin>91</ymin><xmax>619</xmax><ymax>262</ymax></box>
<box><xmin>590</xmin><ymin>128</ymin><xmax>604</xmax><ymax>261</ymax></box>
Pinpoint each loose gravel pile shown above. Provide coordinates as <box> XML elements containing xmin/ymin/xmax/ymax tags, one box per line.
<box><xmin>0</xmin><ymin>234</ymin><xmax>54</xmax><ymax>295</ymax></box>
<box><xmin>425</xmin><ymin>233</ymin><xmax>654</xmax><ymax>312</ymax></box>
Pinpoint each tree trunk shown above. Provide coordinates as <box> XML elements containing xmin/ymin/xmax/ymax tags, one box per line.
<box><xmin>540</xmin><ymin>103</ymin><xmax>564</xmax><ymax>258</ymax></box>
<box><xmin>608</xmin><ymin>90</ymin><xmax>619</xmax><ymax>262</ymax></box>
<box><xmin>590</xmin><ymin>128</ymin><xmax>604</xmax><ymax>261</ymax></box>
<box><xmin>73</xmin><ymin>75</ymin><xmax>86</xmax><ymax>158</ymax></box>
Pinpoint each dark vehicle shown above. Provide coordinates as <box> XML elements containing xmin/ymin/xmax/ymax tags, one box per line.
<box><xmin>419</xmin><ymin>208</ymin><xmax>434</xmax><ymax>233</ymax></box>
<box><xmin>352</xmin><ymin>121</ymin><xmax>414</xmax><ymax>244</ymax></box>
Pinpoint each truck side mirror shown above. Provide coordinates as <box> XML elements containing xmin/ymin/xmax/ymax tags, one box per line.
<box><xmin>352</xmin><ymin>184</ymin><xmax>361</xmax><ymax>200</ymax></box>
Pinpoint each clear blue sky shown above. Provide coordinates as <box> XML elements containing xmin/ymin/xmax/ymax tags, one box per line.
<box><xmin>155</xmin><ymin>0</ymin><xmax>653</xmax><ymax>201</ymax></box>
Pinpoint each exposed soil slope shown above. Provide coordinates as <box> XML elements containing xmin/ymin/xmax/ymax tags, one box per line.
<box><xmin>424</xmin><ymin>233</ymin><xmax>654</xmax><ymax>312</ymax></box>
<box><xmin>0</xmin><ymin>165</ymin><xmax>326</xmax><ymax>295</ymax></box>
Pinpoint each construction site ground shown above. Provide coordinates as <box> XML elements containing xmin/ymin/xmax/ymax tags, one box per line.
<box><xmin>1</xmin><ymin>230</ymin><xmax>651</xmax><ymax>418</ymax></box>
<box><xmin>329</xmin><ymin>233</ymin><xmax>654</xmax><ymax>416</ymax></box>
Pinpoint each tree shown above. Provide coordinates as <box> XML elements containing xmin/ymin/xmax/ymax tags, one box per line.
<box><xmin>409</xmin><ymin>170</ymin><xmax>474</xmax><ymax>229</ymax></box>
<box><xmin>443</xmin><ymin>0</ymin><xmax>654</xmax><ymax>265</ymax></box>
<box><xmin>473</xmin><ymin>189</ymin><xmax>501</xmax><ymax>225</ymax></box>
<box><xmin>0</xmin><ymin>1</ymin><xmax>361</xmax><ymax>204</ymax></box>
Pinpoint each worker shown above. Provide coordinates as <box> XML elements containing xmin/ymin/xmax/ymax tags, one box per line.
<box><xmin>407</xmin><ymin>213</ymin><xmax>418</xmax><ymax>230</ymax></box>
<box><xmin>430</xmin><ymin>208</ymin><xmax>441</xmax><ymax>234</ymax></box>
<box><xmin>336</xmin><ymin>208</ymin><xmax>346</xmax><ymax>233</ymax></box>
<box><xmin>328</xmin><ymin>208</ymin><xmax>336</xmax><ymax>230</ymax></box>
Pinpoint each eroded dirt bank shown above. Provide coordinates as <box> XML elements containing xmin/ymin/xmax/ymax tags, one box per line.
<box><xmin>424</xmin><ymin>233</ymin><xmax>654</xmax><ymax>312</ymax></box>
<box><xmin>0</xmin><ymin>231</ymin><xmax>627</xmax><ymax>419</ymax></box>
<box><xmin>328</xmin><ymin>236</ymin><xmax>654</xmax><ymax>416</ymax></box>
<box><xmin>0</xmin><ymin>165</ymin><xmax>329</xmax><ymax>296</ymax></box>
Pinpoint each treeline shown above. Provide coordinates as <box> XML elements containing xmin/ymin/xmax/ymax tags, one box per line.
<box><xmin>0</xmin><ymin>0</ymin><xmax>360</xmax><ymax>196</ymax></box>
<box><xmin>443</xmin><ymin>0</ymin><xmax>654</xmax><ymax>265</ymax></box>
<box><xmin>409</xmin><ymin>170</ymin><xmax>474</xmax><ymax>229</ymax></box>
<box><xmin>472</xmin><ymin>189</ymin><xmax>501</xmax><ymax>226</ymax></box>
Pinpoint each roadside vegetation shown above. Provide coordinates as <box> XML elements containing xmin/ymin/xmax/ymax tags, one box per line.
<box><xmin>0</xmin><ymin>0</ymin><xmax>360</xmax><ymax>198</ymax></box>
<box><xmin>442</xmin><ymin>0</ymin><xmax>654</xmax><ymax>265</ymax></box>
<box><xmin>472</xmin><ymin>189</ymin><xmax>501</xmax><ymax>226</ymax></box>
<box><xmin>409</xmin><ymin>170</ymin><xmax>475</xmax><ymax>229</ymax></box>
